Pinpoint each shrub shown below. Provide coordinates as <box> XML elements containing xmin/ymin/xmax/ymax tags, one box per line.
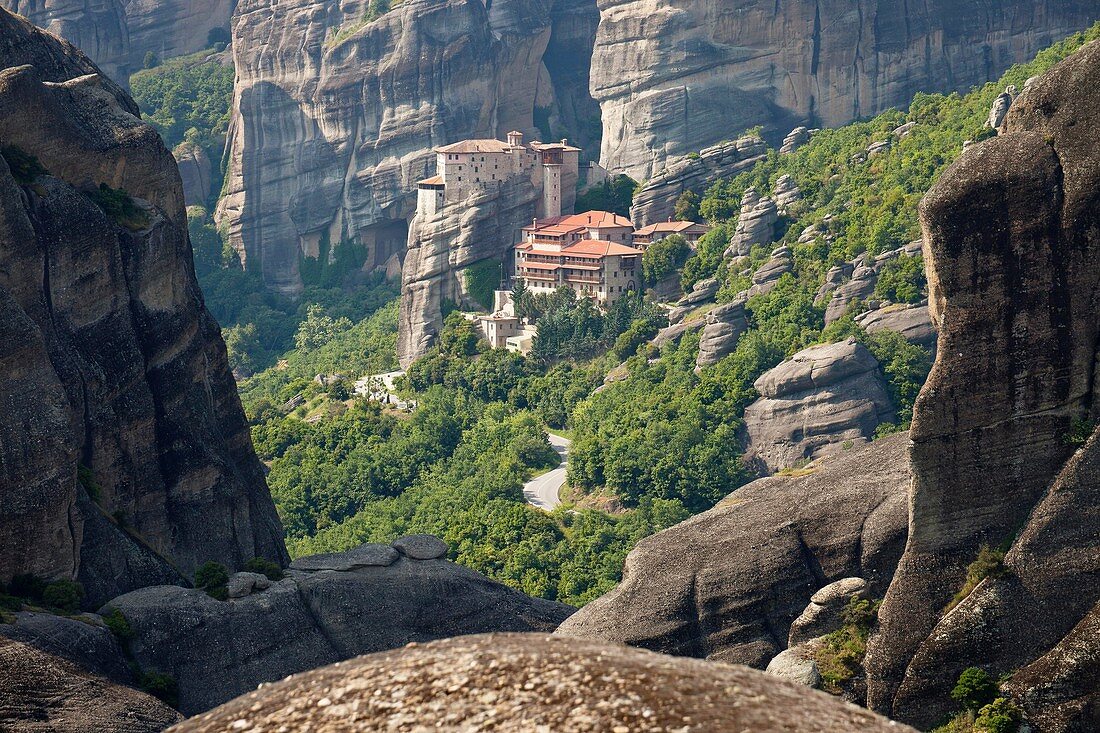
<box><xmin>975</xmin><ymin>697</ymin><xmax>1022</xmax><ymax>733</ymax></box>
<box><xmin>193</xmin><ymin>561</ymin><xmax>229</xmax><ymax>600</ymax></box>
<box><xmin>137</xmin><ymin>669</ymin><xmax>179</xmax><ymax>708</ymax></box>
<box><xmin>1</xmin><ymin>145</ymin><xmax>45</xmax><ymax>184</ymax></box>
<box><xmin>951</xmin><ymin>667</ymin><xmax>999</xmax><ymax>712</ymax></box>
<box><xmin>814</xmin><ymin>597</ymin><xmax>879</xmax><ymax>693</ymax></box>
<box><xmin>0</xmin><ymin>593</ymin><xmax>22</xmax><ymax>612</ymax></box>
<box><xmin>243</xmin><ymin>557</ymin><xmax>284</xmax><ymax>581</ymax></box>
<box><xmin>143</xmin><ymin>51</ymin><xmax>160</xmax><ymax>69</ymax></box>
<box><xmin>42</xmin><ymin>580</ymin><xmax>84</xmax><ymax>612</ymax></box>
<box><xmin>86</xmin><ymin>183</ymin><xmax>150</xmax><ymax>231</ymax></box>
<box><xmin>102</xmin><ymin>608</ymin><xmax>134</xmax><ymax>641</ymax></box>
<box><xmin>9</xmin><ymin>573</ymin><xmax>47</xmax><ymax>602</ymax></box>
<box><xmin>946</xmin><ymin>545</ymin><xmax>1006</xmax><ymax>613</ymax></box>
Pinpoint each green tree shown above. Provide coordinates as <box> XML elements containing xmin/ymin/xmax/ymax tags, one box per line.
<box><xmin>975</xmin><ymin>698</ymin><xmax>1022</xmax><ymax>733</ymax></box>
<box><xmin>642</xmin><ymin>234</ymin><xmax>691</xmax><ymax>285</ymax></box>
<box><xmin>193</xmin><ymin>561</ymin><xmax>229</xmax><ymax>600</ymax></box>
<box><xmin>951</xmin><ymin>667</ymin><xmax>999</xmax><ymax>712</ymax></box>
<box><xmin>294</xmin><ymin>304</ymin><xmax>353</xmax><ymax>351</ymax></box>
<box><xmin>673</xmin><ymin>190</ymin><xmax>701</xmax><ymax>221</ymax></box>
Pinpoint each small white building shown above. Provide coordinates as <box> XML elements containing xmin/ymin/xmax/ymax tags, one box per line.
<box><xmin>478</xmin><ymin>290</ymin><xmax>522</xmax><ymax>349</ymax></box>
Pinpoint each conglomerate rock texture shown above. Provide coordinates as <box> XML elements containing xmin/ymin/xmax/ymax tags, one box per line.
<box><xmin>593</xmin><ymin>0</ymin><xmax>1100</xmax><ymax>181</ymax></box>
<box><xmin>0</xmin><ymin>636</ymin><xmax>183</xmax><ymax>732</ymax></box>
<box><xmin>220</xmin><ymin>0</ymin><xmax>598</xmax><ymax>297</ymax></box>
<box><xmin>557</xmin><ymin>433</ymin><xmax>909</xmax><ymax>668</ymax></box>
<box><xmin>0</xmin><ymin>8</ymin><xmax>286</xmax><ymax>607</ymax></box>
<box><xmin>865</xmin><ymin>39</ymin><xmax>1100</xmax><ymax>729</ymax></box>
<box><xmin>171</xmin><ymin>633</ymin><xmax>915</xmax><ymax>733</ymax></box>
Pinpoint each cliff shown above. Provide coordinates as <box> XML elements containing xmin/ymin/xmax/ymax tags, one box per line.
<box><xmin>0</xmin><ymin>8</ymin><xmax>287</xmax><ymax>607</ymax></box>
<box><xmin>865</xmin><ymin>38</ymin><xmax>1100</xmax><ymax>729</ymax></box>
<box><xmin>593</xmin><ymin>0</ymin><xmax>1100</xmax><ymax>181</ymax></box>
<box><xmin>0</xmin><ymin>0</ymin><xmax>234</xmax><ymax>84</ymax></box>
<box><xmin>219</xmin><ymin>0</ymin><xmax>597</xmax><ymax>297</ymax></box>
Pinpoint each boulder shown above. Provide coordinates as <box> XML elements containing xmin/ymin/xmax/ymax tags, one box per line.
<box><xmin>743</xmin><ymin>338</ymin><xmax>896</xmax><ymax>474</ymax></box>
<box><xmin>780</xmin><ymin>126</ymin><xmax>811</xmax><ymax>154</ymax></box>
<box><xmin>103</xmin><ymin>545</ymin><xmax>574</xmax><ymax>715</ymax></box>
<box><xmin>815</xmin><ymin>262</ymin><xmax>854</xmax><ymax>305</ymax></box>
<box><xmin>650</xmin><ymin>318</ymin><xmax>704</xmax><ymax>348</ymax></box>
<box><xmin>855</xmin><ymin>303</ymin><xmax>936</xmax><ymax>349</ymax></box>
<box><xmin>824</xmin><ymin>264</ymin><xmax>877</xmax><ymax>323</ymax></box>
<box><xmin>788</xmin><ymin>578</ymin><xmax>870</xmax><ymax>646</ymax></box>
<box><xmin>747</xmin><ymin>245</ymin><xmax>793</xmax><ymax>297</ymax></box>
<box><xmin>556</xmin><ymin>433</ymin><xmax>909</xmax><ymax>667</ymax></box>
<box><xmin>0</xmin><ymin>611</ymin><xmax>133</xmax><ymax>684</ymax></box>
<box><xmin>225</xmin><ymin>572</ymin><xmax>271</xmax><ymax>599</ymax></box>
<box><xmin>772</xmin><ymin>174</ymin><xmax>801</xmax><ymax>213</ymax></box>
<box><xmin>695</xmin><ymin>296</ymin><xmax>748</xmax><ymax>369</ymax></box>
<box><xmin>766</xmin><ymin>647</ymin><xmax>822</xmax><ymax>688</ymax></box>
<box><xmin>391</xmin><ymin>533</ymin><xmax>448</xmax><ymax>560</ymax></box>
<box><xmin>288</xmin><ymin>543</ymin><xmax>399</xmax><ymax>571</ymax></box>
<box><xmin>170</xmin><ymin>633</ymin><xmax>914</xmax><ymax>733</ymax></box>
<box><xmin>0</xmin><ymin>636</ymin><xmax>182</xmax><ymax>732</ymax></box>
<box><xmin>866</xmin><ymin>41</ymin><xmax>1100</xmax><ymax>726</ymax></box>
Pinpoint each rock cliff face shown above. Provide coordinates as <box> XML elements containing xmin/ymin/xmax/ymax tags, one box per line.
<box><xmin>103</xmin><ymin>542</ymin><xmax>573</xmax><ymax>715</ymax></box>
<box><xmin>743</xmin><ymin>338</ymin><xmax>896</xmax><ymax>474</ymax></box>
<box><xmin>0</xmin><ymin>0</ymin><xmax>234</xmax><ymax>84</ymax></box>
<box><xmin>220</xmin><ymin>0</ymin><xmax>598</xmax><ymax>297</ymax></box>
<box><xmin>557</xmin><ymin>433</ymin><xmax>909</xmax><ymax>667</ymax></box>
<box><xmin>592</xmin><ymin>0</ymin><xmax>1100</xmax><ymax>181</ymax></box>
<box><xmin>865</xmin><ymin>40</ymin><xmax>1100</xmax><ymax>728</ymax></box>
<box><xmin>0</xmin><ymin>9</ymin><xmax>287</xmax><ymax>607</ymax></box>
<box><xmin>172</xmin><ymin>633</ymin><xmax>915</xmax><ymax>733</ymax></box>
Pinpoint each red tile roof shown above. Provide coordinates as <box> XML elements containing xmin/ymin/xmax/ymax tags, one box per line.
<box><xmin>417</xmin><ymin>175</ymin><xmax>444</xmax><ymax>186</ymax></box>
<box><xmin>435</xmin><ymin>139</ymin><xmax>516</xmax><ymax>154</ymax></box>
<box><xmin>634</xmin><ymin>220</ymin><xmax>702</xmax><ymax>236</ymax></box>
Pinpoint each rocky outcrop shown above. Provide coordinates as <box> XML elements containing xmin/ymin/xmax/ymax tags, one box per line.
<box><xmin>824</xmin><ymin>258</ymin><xmax>877</xmax><ymax>323</ymax></box>
<box><xmin>591</xmin><ymin>0</ymin><xmax>1100</xmax><ymax>181</ymax></box>
<box><xmin>856</xmin><ymin>302</ymin><xmax>936</xmax><ymax>350</ymax></box>
<box><xmin>629</xmin><ymin>135</ymin><xmax>766</xmax><ymax>226</ymax></box>
<box><xmin>0</xmin><ymin>0</ymin><xmax>234</xmax><ymax>85</ymax></box>
<box><xmin>724</xmin><ymin>187</ymin><xmax>778</xmax><ymax>257</ymax></box>
<box><xmin>0</xmin><ymin>9</ymin><xmax>287</xmax><ymax>606</ymax></box>
<box><xmin>865</xmin><ymin>41</ymin><xmax>1100</xmax><ymax>727</ymax></box>
<box><xmin>780</xmin><ymin>126</ymin><xmax>811</xmax><ymax>154</ymax></box>
<box><xmin>772</xmin><ymin>174</ymin><xmax>801</xmax><ymax>214</ymax></box>
<box><xmin>174</xmin><ymin>140</ymin><xmax>211</xmax><ymax>206</ymax></box>
<box><xmin>104</xmin><ymin>542</ymin><xmax>574</xmax><ymax>715</ymax></box>
<box><xmin>0</xmin><ymin>636</ymin><xmax>182</xmax><ymax>732</ymax></box>
<box><xmin>398</xmin><ymin>175</ymin><xmax>544</xmax><ymax>367</ymax></box>
<box><xmin>667</xmin><ymin>276</ymin><xmax>718</xmax><ymax>323</ymax></box>
<box><xmin>814</xmin><ymin>262</ymin><xmax>853</xmax><ymax>305</ymax></box>
<box><xmin>788</xmin><ymin>577</ymin><xmax>870</xmax><ymax>647</ymax></box>
<box><xmin>694</xmin><ymin>295</ymin><xmax>747</xmax><ymax>369</ymax></box>
<box><xmin>172</xmin><ymin>633</ymin><xmax>915</xmax><ymax>733</ymax></box>
<box><xmin>747</xmin><ymin>244</ymin><xmax>793</xmax><ymax>297</ymax></box>
<box><xmin>743</xmin><ymin>338</ymin><xmax>896</xmax><ymax>474</ymax></box>
<box><xmin>220</xmin><ymin>0</ymin><xmax>597</xmax><ymax>297</ymax></box>
<box><xmin>824</xmin><ymin>240</ymin><xmax>924</xmax><ymax>324</ymax></box>
<box><xmin>557</xmin><ymin>433</ymin><xmax>909</xmax><ymax>667</ymax></box>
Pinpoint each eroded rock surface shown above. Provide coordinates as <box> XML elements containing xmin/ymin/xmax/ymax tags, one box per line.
<box><xmin>724</xmin><ymin>188</ymin><xmax>777</xmax><ymax>257</ymax></box>
<box><xmin>171</xmin><ymin>633</ymin><xmax>914</xmax><ymax>733</ymax></box>
<box><xmin>0</xmin><ymin>9</ymin><xmax>286</xmax><ymax>607</ymax></box>
<box><xmin>592</xmin><ymin>0</ymin><xmax>1100</xmax><ymax>180</ymax></box>
<box><xmin>743</xmin><ymin>338</ymin><xmax>896</xmax><ymax>474</ymax></box>
<box><xmin>865</xmin><ymin>40</ymin><xmax>1100</xmax><ymax>727</ymax></box>
<box><xmin>856</xmin><ymin>303</ymin><xmax>936</xmax><ymax>349</ymax></box>
<box><xmin>557</xmin><ymin>433</ymin><xmax>909</xmax><ymax>668</ymax></box>
<box><xmin>695</xmin><ymin>296</ymin><xmax>748</xmax><ymax>370</ymax></box>
<box><xmin>104</xmin><ymin>544</ymin><xmax>574</xmax><ymax>715</ymax></box>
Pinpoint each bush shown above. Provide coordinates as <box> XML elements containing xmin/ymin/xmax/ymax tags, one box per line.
<box><xmin>0</xmin><ymin>593</ymin><xmax>22</xmax><ymax>612</ymax></box>
<box><xmin>946</xmin><ymin>545</ymin><xmax>1007</xmax><ymax>613</ymax></box>
<box><xmin>243</xmin><ymin>557</ymin><xmax>284</xmax><ymax>581</ymax></box>
<box><xmin>975</xmin><ymin>697</ymin><xmax>1022</xmax><ymax>733</ymax></box>
<box><xmin>137</xmin><ymin>669</ymin><xmax>179</xmax><ymax>708</ymax></box>
<box><xmin>642</xmin><ymin>234</ymin><xmax>691</xmax><ymax>286</ymax></box>
<box><xmin>9</xmin><ymin>574</ymin><xmax>47</xmax><ymax>601</ymax></box>
<box><xmin>142</xmin><ymin>51</ymin><xmax>159</xmax><ymax>69</ymax></box>
<box><xmin>42</xmin><ymin>580</ymin><xmax>84</xmax><ymax>612</ymax></box>
<box><xmin>951</xmin><ymin>667</ymin><xmax>999</xmax><ymax>712</ymax></box>
<box><xmin>86</xmin><ymin>183</ymin><xmax>150</xmax><ymax>231</ymax></box>
<box><xmin>1</xmin><ymin>145</ymin><xmax>45</xmax><ymax>184</ymax></box>
<box><xmin>102</xmin><ymin>608</ymin><xmax>134</xmax><ymax>641</ymax></box>
<box><xmin>814</xmin><ymin>597</ymin><xmax>879</xmax><ymax>693</ymax></box>
<box><xmin>193</xmin><ymin>561</ymin><xmax>229</xmax><ymax>600</ymax></box>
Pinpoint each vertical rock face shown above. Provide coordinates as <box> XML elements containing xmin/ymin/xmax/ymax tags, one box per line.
<box><xmin>865</xmin><ymin>39</ymin><xmax>1100</xmax><ymax>727</ymax></box>
<box><xmin>0</xmin><ymin>0</ymin><xmax>234</xmax><ymax>84</ymax></box>
<box><xmin>0</xmin><ymin>9</ymin><xmax>287</xmax><ymax>606</ymax></box>
<box><xmin>592</xmin><ymin>0</ymin><xmax>1100</xmax><ymax>181</ymax></box>
<box><xmin>219</xmin><ymin>0</ymin><xmax>599</xmax><ymax>297</ymax></box>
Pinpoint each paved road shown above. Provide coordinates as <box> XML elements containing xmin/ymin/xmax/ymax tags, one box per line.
<box><xmin>523</xmin><ymin>433</ymin><xmax>571</xmax><ymax>510</ymax></box>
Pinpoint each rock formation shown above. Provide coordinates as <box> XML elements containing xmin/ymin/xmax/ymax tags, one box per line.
<box><xmin>397</xmin><ymin>175</ymin><xmax>545</xmax><ymax>367</ymax></box>
<box><xmin>823</xmin><ymin>240</ymin><xmax>924</xmax><ymax>324</ymax></box>
<box><xmin>787</xmin><ymin>577</ymin><xmax>870</xmax><ymax>647</ymax></box>
<box><xmin>0</xmin><ymin>0</ymin><xmax>235</xmax><ymax>85</ymax></box>
<box><xmin>0</xmin><ymin>8</ymin><xmax>286</xmax><ymax>607</ymax></box>
<box><xmin>666</xmin><ymin>276</ymin><xmax>718</xmax><ymax>323</ymax></box>
<box><xmin>220</xmin><ymin>0</ymin><xmax>599</xmax><ymax>297</ymax></box>
<box><xmin>747</xmin><ymin>244</ymin><xmax>793</xmax><ymax>297</ymax></box>
<box><xmin>557</xmin><ymin>433</ymin><xmax>909</xmax><ymax>666</ymax></box>
<box><xmin>986</xmin><ymin>85</ymin><xmax>1018</xmax><ymax>133</ymax></box>
<box><xmin>772</xmin><ymin>174</ymin><xmax>801</xmax><ymax>214</ymax></box>
<box><xmin>780</xmin><ymin>126</ymin><xmax>811</xmax><ymax>154</ymax></box>
<box><xmin>856</xmin><ymin>303</ymin><xmax>936</xmax><ymax>350</ymax></box>
<box><xmin>865</xmin><ymin>40</ymin><xmax>1100</xmax><ymax>728</ymax></box>
<box><xmin>724</xmin><ymin>187</ymin><xmax>778</xmax><ymax>257</ymax></box>
<box><xmin>0</xmin><ymin>636</ymin><xmax>183</xmax><ymax>732</ymax></box>
<box><xmin>743</xmin><ymin>338</ymin><xmax>896</xmax><ymax>474</ymax></box>
<box><xmin>172</xmin><ymin>633</ymin><xmax>915</xmax><ymax>733</ymax></box>
<box><xmin>694</xmin><ymin>295</ymin><xmax>747</xmax><ymax>369</ymax></box>
<box><xmin>629</xmin><ymin>135</ymin><xmax>766</xmax><ymax>226</ymax></box>
<box><xmin>174</xmin><ymin>140</ymin><xmax>212</xmax><ymax>206</ymax></box>
<box><xmin>102</xmin><ymin>541</ymin><xmax>573</xmax><ymax>715</ymax></box>
<box><xmin>591</xmin><ymin>0</ymin><xmax>1100</xmax><ymax>181</ymax></box>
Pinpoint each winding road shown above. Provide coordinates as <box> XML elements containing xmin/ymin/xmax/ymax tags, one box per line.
<box><xmin>523</xmin><ymin>433</ymin><xmax>571</xmax><ymax>510</ymax></box>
